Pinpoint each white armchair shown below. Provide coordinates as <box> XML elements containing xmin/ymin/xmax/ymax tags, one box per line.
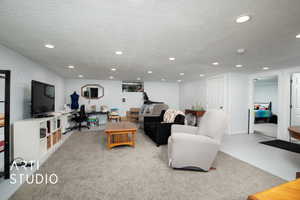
<box><xmin>168</xmin><ymin>109</ymin><xmax>228</xmax><ymax>171</ymax></box>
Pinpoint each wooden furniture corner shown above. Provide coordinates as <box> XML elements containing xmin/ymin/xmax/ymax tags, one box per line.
<box><xmin>247</xmin><ymin>178</ymin><xmax>300</xmax><ymax>200</ymax></box>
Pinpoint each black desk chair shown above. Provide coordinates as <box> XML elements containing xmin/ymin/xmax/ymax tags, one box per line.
<box><xmin>71</xmin><ymin>105</ymin><xmax>90</xmax><ymax>131</ymax></box>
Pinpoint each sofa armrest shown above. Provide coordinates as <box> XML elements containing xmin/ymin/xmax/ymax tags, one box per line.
<box><xmin>154</xmin><ymin>122</ymin><xmax>173</xmax><ymax>146</ymax></box>
<box><xmin>159</xmin><ymin>122</ymin><xmax>173</xmax><ymax>133</ymax></box>
<box><xmin>168</xmin><ymin>133</ymin><xmax>220</xmax><ymax>171</ymax></box>
<box><xmin>156</xmin><ymin>122</ymin><xmax>185</xmax><ymax>145</ymax></box>
<box><xmin>171</xmin><ymin>125</ymin><xmax>198</xmax><ymax>135</ymax></box>
<box><xmin>144</xmin><ymin>113</ymin><xmax>160</xmax><ymax>117</ymax></box>
<box><xmin>144</xmin><ymin>116</ymin><xmax>161</xmax><ymax>135</ymax></box>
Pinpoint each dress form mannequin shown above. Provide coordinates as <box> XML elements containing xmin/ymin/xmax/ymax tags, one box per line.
<box><xmin>70</xmin><ymin>91</ymin><xmax>79</xmax><ymax>110</ymax></box>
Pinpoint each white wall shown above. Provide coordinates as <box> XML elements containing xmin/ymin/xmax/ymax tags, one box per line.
<box><xmin>144</xmin><ymin>82</ymin><xmax>179</xmax><ymax>110</ymax></box>
<box><xmin>227</xmin><ymin>73</ymin><xmax>249</xmax><ymax>134</ymax></box>
<box><xmin>65</xmin><ymin>79</ymin><xmax>179</xmax><ymax>116</ymax></box>
<box><xmin>254</xmin><ymin>80</ymin><xmax>278</xmax><ymax>114</ymax></box>
<box><xmin>179</xmin><ymin>73</ymin><xmax>249</xmax><ymax>135</ymax></box>
<box><xmin>0</xmin><ymin>44</ymin><xmax>65</xmax><ymax>167</ymax></box>
<box><xmin>179</xmin><ymin>79</ymin><xmax>206</xmax><ymax>111</ymax></box>
<box><xmin>0</xmin><ymin>44</ymin><xmax>65</xmax><ymax>123</ymax></box>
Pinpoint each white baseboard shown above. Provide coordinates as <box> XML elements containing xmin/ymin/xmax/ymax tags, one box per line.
<box><xmin>228</xmin><ymin>130</ymin><xmax>248</xmax><ymax>135</ymax></box>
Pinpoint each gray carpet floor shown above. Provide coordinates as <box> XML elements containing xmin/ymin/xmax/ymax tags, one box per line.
<box><xmin>10</xmin><ymin>129</ymin><xmax>285</xmax><ymax>200</ymax></box>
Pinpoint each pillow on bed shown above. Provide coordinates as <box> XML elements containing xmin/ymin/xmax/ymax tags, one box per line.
<box><xmin>254</xmin><ymin>104</ymin><xmax>260</xmax><ymax>110</ymax></box>
<box><xmin>259</xmin><ymin>103</ymin><xmax>270</xmax><ymax>110</ymax></box>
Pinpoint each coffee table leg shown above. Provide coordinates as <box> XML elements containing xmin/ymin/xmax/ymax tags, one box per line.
<box><xmin>107</xmin><ymin>133</ymin><xmax>111</xmax><ymax>149</ymax></box>
<box><xmin>132</xmin><ymin>131</ymin><xmax>136</xmax><ymax>147</ymax></box>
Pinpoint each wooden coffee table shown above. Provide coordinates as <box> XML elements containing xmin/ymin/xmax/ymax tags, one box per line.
<box><xmin>105</xmin><ymin>121</ymin><xmax>137</xmax><ymax>149</ymax></box>
<box><xmin>247</xmin><ymin>178</ymin><xmax>300</xmax><ymax>200</ymax></box>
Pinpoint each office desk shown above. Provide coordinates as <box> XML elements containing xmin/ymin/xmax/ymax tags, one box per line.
<box><xmin>86</xmin><ymin>111</ymin><xmax>108</xmax><ymax>116</ymax></box>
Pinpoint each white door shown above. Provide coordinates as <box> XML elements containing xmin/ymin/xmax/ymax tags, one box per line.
<box><xmin>291</xmin><ymin>73</ymin><xmax>300</xmax><ymax>125</ymax></box>
<box><xmin>207</xmin><ymin>76</ymin><xmax>225</xmax><ymax>110</ymax></box>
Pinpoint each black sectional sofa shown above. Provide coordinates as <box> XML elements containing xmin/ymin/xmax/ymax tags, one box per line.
<box><xmin>144</xmin><ymin>110</ymin><xmax>185</xmax><ymax>146</ymax></box>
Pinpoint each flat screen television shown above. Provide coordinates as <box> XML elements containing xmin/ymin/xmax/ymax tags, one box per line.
<box><xmin>31</xmin><ymin>80</ymin><xmax>55</xmax><ymax>118</ymax></box>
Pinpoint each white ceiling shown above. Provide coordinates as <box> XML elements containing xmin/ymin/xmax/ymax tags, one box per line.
<box><xmin>0</xmin><ymin>0</ymin><xmax>300</xmax><ymax>81</ymax></box>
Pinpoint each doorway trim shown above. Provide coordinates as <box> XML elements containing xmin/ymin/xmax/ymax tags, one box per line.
<box><xmin>249</xmin><ymin>73</ymin><xmax>280</xmax><ymax>139</ymax></box>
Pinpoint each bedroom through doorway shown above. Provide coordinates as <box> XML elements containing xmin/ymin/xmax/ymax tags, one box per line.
<box><xmin>253</xmin><ymin>76</ymin><xmax>278</xmax><ymax>138</ymax></box>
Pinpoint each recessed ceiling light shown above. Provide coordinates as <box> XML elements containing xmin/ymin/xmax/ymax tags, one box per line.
<box><xmin>169</xmin><ymin>57</ymin><xmax>175</xmax><ymax>61</ymax></box>
<box><xmin>147</xmin><ymin>70</ymin><xmax>153</xmax><ymax>74</ymax></box>
<box><xmin>177</xmin><ymin>80</ymin><xmax>182</xmax><ymax>82</ymax></box>
<box><xmin>296</xmin><ymin>34</ymin><xmax>300</xmax><ymax>38</ymax></box>
<box><xmin>236</xmin><ymin>15</ymin><xmax>251</xmax><ymax>24</ymax></box>
<box><xmin>179</xmin><ymin>72</ymin><xmax>185</xmax><ymax>76</ymax></box>
<box><xmin>199</xmin><ymin>74</ymin><xmax>205</xmax><ymax>77</ymax></box>
<box><xmin>109</xmin><ymin>76</ymin><xmax>114</xmax><ymax>79</ymax></box>
<box><xmin>111</xmin><ymin>67</ymin><xmax>117</xmax><ymax>71</ymax></box>
<box><xmin>45</xmin><ymin>44</ymin><xmax>55</xmax><ymax>49</ymax></box>
<box><xmin>161</xmin><ymin>78</ymin><xmax>166</xmax><ymax>81</ymax></box>
<box><xmin>137</xmin><ymin>77</ymin><xmax>141</xmax><ymax>81</ymax></box>
<box><xmin>67</xmin><ymin>65</ymin><xmax>75</xmax><ymax>69</ymax></box>
<box><xmin>115</xmin><ymin>51</ymin><xmax>123</xmax><ymax>55</ymax></box>
<box><xmin>235</xmin><ymin>64</ymin><xmax>243</xmax><ymax>68</ymax></box>
<box><xmin>212</xmin><ymin>62</ymin><xmax>219</xmax><ymax>66</ymax></box>
<box><xmin>237</xmin><ymin>48</ymin><xmax>246</xmax><ymax>54</ymax></box>
<box><xmin>262</xmin><ymin>67</ymin><xmax>270</xmax><ymax>70</ymax></box>
<box><xmin>78</xmin><ymin>74</ymin><xmax>83</xmax><ymax>78</ymax></box>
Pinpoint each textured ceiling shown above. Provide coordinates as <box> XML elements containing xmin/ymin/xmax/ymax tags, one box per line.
<box><xmin>0</xmin><ymin>0</ymin><xmax>300</xmax><ymax>81</ymax></box>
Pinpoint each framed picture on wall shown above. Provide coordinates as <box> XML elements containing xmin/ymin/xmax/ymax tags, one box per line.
<box><xmin>122</xmin><ymin>81</ymin><xmax>144</xmax><ymax>92</ymax></box>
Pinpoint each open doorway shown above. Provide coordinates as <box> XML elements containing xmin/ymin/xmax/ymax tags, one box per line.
<box><xmin>290</xmin><ymin>73</ymin><xmax>300</xmax><ymax>144</ymax></box>
<box><xmin>253</xmin><ymin>76</ymin><xmax>278</xmax><ymax>138</ymax></box>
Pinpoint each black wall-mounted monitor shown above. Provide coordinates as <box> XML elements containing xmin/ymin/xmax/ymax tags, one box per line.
<box><xmin>31</xmin><ymin>80</ymin><xmax>55</xmax><ymax>118</ymax></box>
